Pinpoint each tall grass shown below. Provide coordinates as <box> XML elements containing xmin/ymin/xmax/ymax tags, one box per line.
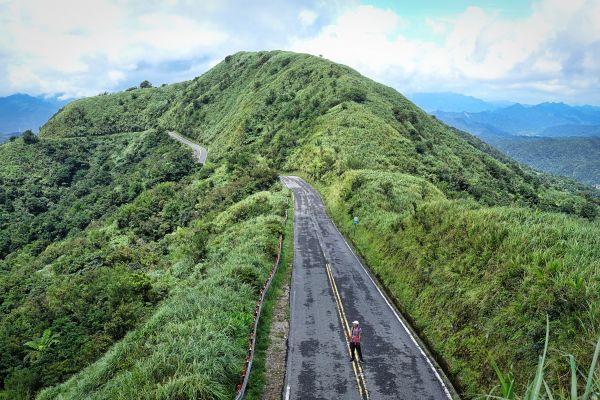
<box><xmin>244</xmin><ymin>197</ymin><xmax>294</xmax><ymax>399</ymax></box>
<box><xmin>37</xmin><ymin>188</ymin><xmax>289</xmax><ymax>399</ymax></box>
<box><xmin>306</xmin><ymin>170</ymin><xmax>600</xmax><ymax>396</ymax></box>
<box><xmin>486</xmin><ymin>318</ymin><xmax>600</xmax><ymax>400</ymax></box>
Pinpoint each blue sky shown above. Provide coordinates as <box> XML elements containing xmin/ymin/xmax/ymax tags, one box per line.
<box><xmin>364</xmin><ymin>0</ymin><xmax>532</xmax><ymax>17</ymax></box>
<box><xmin>362</xmin><ymin>0</ymin><xmax>533</xmax><ymax>43</ymax></box>
<box><xmin>0</xmin><ymin>0</ymin><xmax>599</xmax><ymax>104</ymax></box>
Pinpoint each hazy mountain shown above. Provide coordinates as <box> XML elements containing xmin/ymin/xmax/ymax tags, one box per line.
<box><xmin>0</xmin><ymin>131</ymin><xmax>19</xmax><ymax>143</ymax></box>
<box><xmin>434</xmin><ymin>102</ymin><xmax>600</xmax><ymax>137</ymax></box>
<box><xmin>541</xmin><ymin>123</ymin><xmax>600</xmax><ymax>137</ymax></box>
<box><xmin>407</xmin><ymin>92</ymin><xmax>507</xmax><ymax>113</ymax></box>
<box><xmin>0</xmin><ymin>94</ymin><xmax>67</xmax><ymax>142</ymax></box>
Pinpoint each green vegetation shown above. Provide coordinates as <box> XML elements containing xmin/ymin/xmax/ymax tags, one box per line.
<box><xmin>1</xmin><ymin>50</ymin><xmax>599</xmax><ymax>398</ymax></box>
<box><xmin>482</xmin><ymin>135</ymin><xmax>600</xmax><ymax>187</ymax></box>
<box><xmin>21</xmin><ymin>130</ymin><xmax>38</xmax><ymax>145</ymax></box>
<box><xmin>314</xmin><ymin>171</ymin><xmax>599</xmax><ymax>394</ymax></box>
<box><xmin>0</xmin><ymin>129</ymin><xmax>194</xmax><ymax>259</ymax></box>
<box><xmin>37</xmin><ymin>187</ymin><xmax>289</xmax><ymax>399</ymax></box>
<box><xmin>486</xmin><ymin>319</ymin><xmax>600</xmax><ymax>400</ymax></box>
<box><xmin>1</xmin><ymin>126</ymin><xmax>287</xmax><ymax>398</ymax></box>
<box><xmin>245</xmin><ymin>199</ymin><xmax>293</xmax><ymax>400</ymax></box>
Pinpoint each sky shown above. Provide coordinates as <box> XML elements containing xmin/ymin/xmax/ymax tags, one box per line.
<box><xmin>0</xmin><ymin>0</ymin><xmax>599</xmax><ymax>104</ymax></box>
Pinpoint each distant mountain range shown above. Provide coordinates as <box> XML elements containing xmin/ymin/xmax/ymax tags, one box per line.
<box><xmin>0</xmin><ymin>94</ymin><xmax>68</xmax><ymax>142</ymax></box>
<box><xmin>0</xmin><ymin>132</ymin><xmax>19</xmax><ymax>143</ymax></box>
<box><xmin>408</xmin><ymin>92</ymin><xmax>512</xmax><ymax>113</ymax></box>
<box><xmin>433</xmin><ymin>102</ymin><xmax>600</xmax><ymax>137</ymax></box>
<box><xmin>409</xmin><ymin>92</ymin><xmax>600</xmax><ymax>186</ymax></box>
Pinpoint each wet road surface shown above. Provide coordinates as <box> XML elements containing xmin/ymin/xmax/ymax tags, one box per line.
<box><xmin>281</xmin><ymin>176</ymin><xmax>454</xmax><ymax>400</ymax></box>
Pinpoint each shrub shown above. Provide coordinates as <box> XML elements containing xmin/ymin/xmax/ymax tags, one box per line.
<box><xmin>341</xmin><ymin>86</ymin><xmax>367</xmax><ymax>103</ymax></box>
<box><xmin>21</xmin><ymin>130</ymin><xmax>38</xmax><ymax>144</ymax></box>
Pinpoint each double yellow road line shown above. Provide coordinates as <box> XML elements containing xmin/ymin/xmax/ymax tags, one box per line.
<box><xmin>325</xmin><ymin>263</ymin><xmax>370</xmax><ymax>400</ymax></box>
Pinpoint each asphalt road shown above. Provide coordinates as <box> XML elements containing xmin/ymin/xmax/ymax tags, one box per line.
<box><xmin>281</xmin><ymin>176</ymin><xmax>454</xmax><ymax>400</ymax></box>
<box><xmin>167</xmin><ymin>131</ymin><xmax>207</xmax><ymax>164</ymax></box>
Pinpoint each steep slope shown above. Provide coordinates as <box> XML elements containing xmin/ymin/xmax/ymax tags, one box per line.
<box><xmin>0</xmin><ymin>130</ymin><xmax>286</xmax><ymax>399</ymax></box>
<box><xmin>2</xmin><ymin>51</ymin><xmax>598</xmax><ymax>398</ymax></box>
<box><xmin>434</xmin><ymin>106</ymin><xmax>600</xmax><ymax>186</ymax></box>
<box><xmin>0</xmin><ymin>130</ymin><xmax>195</xmax><ymax>258</ymax></box>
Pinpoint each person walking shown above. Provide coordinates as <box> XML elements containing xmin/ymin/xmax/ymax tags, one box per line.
<box><xmin>349</xmin><ymin>320</ymin><xmax>364</xmax><ymax>363</ymax></box>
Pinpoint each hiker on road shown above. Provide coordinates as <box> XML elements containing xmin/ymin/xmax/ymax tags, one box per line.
<box><xmin>349</xmin><ymin>320</ymin><xmax>364</xmax><ymax>363</ymax></box>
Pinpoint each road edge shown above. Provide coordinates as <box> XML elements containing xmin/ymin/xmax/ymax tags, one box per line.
<box><xmin>281</xmin><ymin>187</ymin><xmax>295</xmax><ymax>400</ymax></box>
<box><xmin>244</xmin><ymin>185</ymin><xmax>295</xmax><ymax>399</ymax></box>
<box><xmin>287</xmin><ymin>175</ymin><xmax>462</xmax><ymax>400</ymax></box>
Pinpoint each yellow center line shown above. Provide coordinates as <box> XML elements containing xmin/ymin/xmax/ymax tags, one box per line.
<box><xmin>325</xmin><ymin>264</ymin><xmax>364</xmax><ymax>398</ymax></box>
<box><xmin>327</xmin><ymin>264</ymin><xmax>369</xmax><ymax>396</ymax></box>
<box><xmin>326</xmin><ymin>263</ymin><xmax>370</xmax><ymax>400</ymax></box>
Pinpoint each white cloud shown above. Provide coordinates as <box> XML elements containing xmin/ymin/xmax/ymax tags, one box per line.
<box><xmin>0</xmin><ymin>0</ymin><xmax>334</xmax><ymax>97</ymax></box>
<box><xmin>291</xmin><ymin>0</ymin><xmax>600</xmax><ymax>104</ymax></box>
<box><xmin>291</xmin><ymin>5</ymin><xmax>409</xmax><ymax>76</ymax></box>
<box><xmin>299</xmin><ymin>9</ymin><xmax>318</xmax><ymax>27</ymax></box>
<box><xmin>425</xmin><ymin>17</ymin><xmax>448</xmax><ymax>35</ymax></box>
<box><xmin>0</xmin><ymin>0</ymin><xmax>599</xmax><ymax>103</ymax></box>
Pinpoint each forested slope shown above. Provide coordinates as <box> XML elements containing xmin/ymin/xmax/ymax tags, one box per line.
<box><xmin>1</xmin><ymin>51</ymin><xmax>599</xmax><ymax>398</ymax></box>
<box><xmin>482</xmin><ymin>135</ymin><xmax>600</xmax><ymax>187</ymax></box>
<box><xmin>1</xmin><ymin>118</ymin><xmax>286</xmax><ymax>398</ymax></box>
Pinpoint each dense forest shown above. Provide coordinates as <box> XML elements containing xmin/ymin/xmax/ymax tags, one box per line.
<box><xmin>1</xmin><ymin>51</ymin><xmax>599</xmax><ymax>399</ymax></box>
<box><xmin>481</xmin><ymin>135</ymin><xmax>600</xmax><ymax>187</ymax></box>
<box><xmin>1</xmin><ymin>129</ymin><xmax>285</xmax><ymax>399</ymax></box>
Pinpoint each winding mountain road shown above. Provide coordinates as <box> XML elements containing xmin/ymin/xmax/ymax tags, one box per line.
<box><xmin>167</xmin><ymin>131</ymin><xmax>207</xmax><ymax>164</ymax></box>
<box><xmin>281</xmin><ymin>176</ymin><xmax>455</xmax><ymax>400</ymax></box>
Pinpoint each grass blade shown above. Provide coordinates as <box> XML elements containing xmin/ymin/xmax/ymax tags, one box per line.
<box><xmin>568</xmin><ymin>354</ymin><xmax>577</xmax><ymax>400</ymax></box>
<box><xmin>530</xmin><ymin>317</ymin><xmax>550</xmax><ymax>400</ymax></box>
<box><xmin>544</xmin><ymin>379</ymin><xmax>555</xmax><ymax>400</ymax></box>
<box><xmin>582</xmin><ymin>335</ymin><xmax>600</xmax><ymax>400</ymax></box>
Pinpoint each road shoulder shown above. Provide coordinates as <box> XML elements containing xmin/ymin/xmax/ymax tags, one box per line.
<box><xmin>245</xmin><ymin>190</ymin><xmax>294</xmax><ymax>400</ymax></box>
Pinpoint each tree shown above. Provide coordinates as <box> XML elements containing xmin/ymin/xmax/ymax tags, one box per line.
<box><xmin>139</xmin><ymin>80</ymin><xmax>152</xmax><ymax>89</ymax></box>
<box><xmin>21</xmin><ymin>130</ymin><xmax>38</xmax><ymax>144</ymax></box>
<box><xmin>341</xmin><ymin>86</ymin><xmax>367</xmax><ymax>103</ymax></box>
<box><xmin>24</xmin><ymin>328</ymin><xmax>60</xmax><ymax>363</ymax></box>
<box><xmin>580</xmin><ymin>201</ymin><xmax>598</xmax><ymax>220</ymax></box>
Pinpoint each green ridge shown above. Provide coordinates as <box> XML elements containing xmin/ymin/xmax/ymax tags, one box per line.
<box><xmin>1</xmin><ymin>50</ymin><xmax>599</xmax><ymax>398</ymax></box>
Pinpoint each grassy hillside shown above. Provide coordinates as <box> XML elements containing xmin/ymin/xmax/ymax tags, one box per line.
<box><xmin>2</xmin><ymin>50</ymin><xmax>599</xmax><ymax>398</ymax></box>
<box><xmin>314</xmin><ymin>172</ymin><xmax>599</xmax><ymax>392</ymax></box>
<box><xmin>0</xmin><ymin>130</ymin><xmax>287</xmax><ymax>399</ymax></box>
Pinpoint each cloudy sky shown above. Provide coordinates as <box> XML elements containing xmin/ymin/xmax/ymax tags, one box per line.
<box><xmin>1</xmin><ymin>0</ymin><xmax>599</xmax><ymax>104</ymax></box>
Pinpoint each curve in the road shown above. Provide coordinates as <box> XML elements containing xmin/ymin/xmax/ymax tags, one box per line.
<box><xmin>281</xmin><ymin>176</ymin><xmax>456</xmax><ymax>400</ymax></box>
<box><xmin>167</xmin><ymin>131</ymin><xmax>207</xmax><ymax>164</ymax></box>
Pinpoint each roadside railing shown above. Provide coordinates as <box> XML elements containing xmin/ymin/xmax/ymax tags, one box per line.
<box><xmin>234</xmin><ymin>210</ymin><xmax>288</xmax><ymax>399</ymax></box>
